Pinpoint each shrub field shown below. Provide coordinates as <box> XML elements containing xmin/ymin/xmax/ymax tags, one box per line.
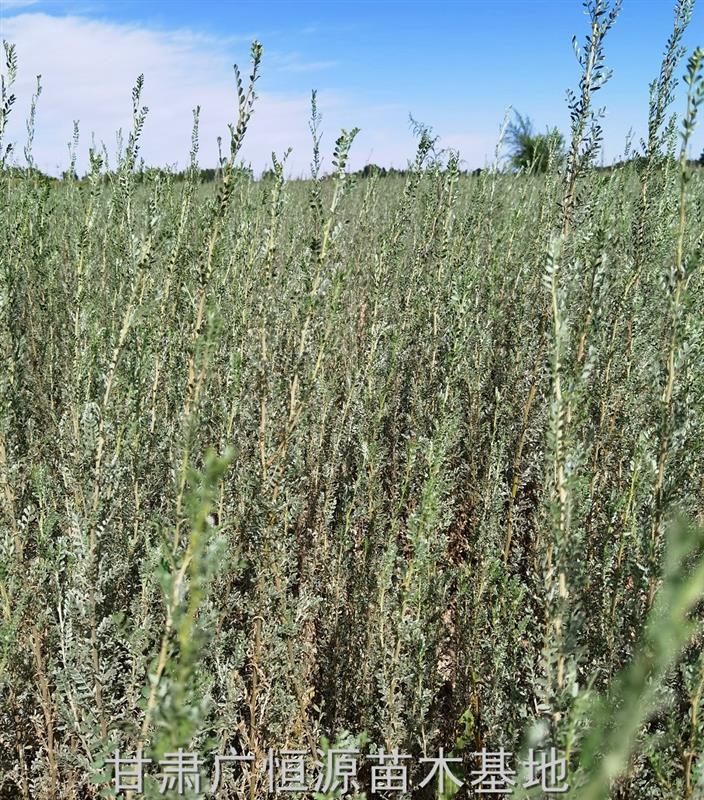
<box><xmin>1</xmin><ymin>2</ymin><xmax>704</xmax><ymax>797</ymax></box>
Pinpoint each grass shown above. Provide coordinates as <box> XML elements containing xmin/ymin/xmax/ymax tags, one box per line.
<box><xmin>1</xmin><ymin>2</ymin><xmax>704</xmax><ymax>798</ymax></box>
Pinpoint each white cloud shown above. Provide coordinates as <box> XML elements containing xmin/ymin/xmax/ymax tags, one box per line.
<box><xmin>1</xmin><ymin>12</ymin><xmax>488</xmax><ymax>176</ymax></box>
<box><xmin>268</xmin><ymin>51</ymin><xmax>338</xmax><ymax>74</ymax></box>
<box><xmin>1</xmin><ymin>0</ymin><xmax>39</xmax><ymax>10</ymax></box>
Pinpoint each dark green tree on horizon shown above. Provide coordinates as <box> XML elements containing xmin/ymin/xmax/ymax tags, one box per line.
<box><xmin>506</xmin><ymin>110</ymin><xmax>565</xmax><ymax>173</ymax></box>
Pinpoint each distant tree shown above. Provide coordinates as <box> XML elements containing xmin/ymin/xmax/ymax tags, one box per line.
<box><xmin>355</xmin><ymin>164</ymin><xmax>387</xmax><ymax>178</ymax></box>
<box><xmin>506</xmin><ymin>111</ymin><xmax>565</xmax><ymax>173</ymax></box>
<box><xmin>699</xmin><ymin>147</ymin><xmax>704</xmax><ymax>166</ymax></box>
<box><xmin>4</xmin><ymin>165</ymin><xmax>56</xmax><ymax>183</ymax></box>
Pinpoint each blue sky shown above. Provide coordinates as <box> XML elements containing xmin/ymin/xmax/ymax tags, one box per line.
<box><xmin>1</xmin><ymin>0</ymin><xmax>702</xmax><ymax>175</ymax></box>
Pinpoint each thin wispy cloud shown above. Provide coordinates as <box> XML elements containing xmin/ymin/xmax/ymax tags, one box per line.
<box><xmin>1</xmin><ymin>0</ymin><xmax>40</xmax><ymax>10</ymax></box>
<box><xmin>269</xmin><ymin>51</ymin><xmax>338</xmax><ymax>73</ymax></box>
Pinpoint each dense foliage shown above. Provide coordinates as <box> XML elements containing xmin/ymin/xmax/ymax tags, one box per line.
<box><xmin>1</xmin><ymin>1</ymin><xmax>704</xmax><ymax>798</ymax></box>
<box><xmin>505</xmin><ymin>112</ymin><xmax>565</xmax><ymax>173</ymax></box>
